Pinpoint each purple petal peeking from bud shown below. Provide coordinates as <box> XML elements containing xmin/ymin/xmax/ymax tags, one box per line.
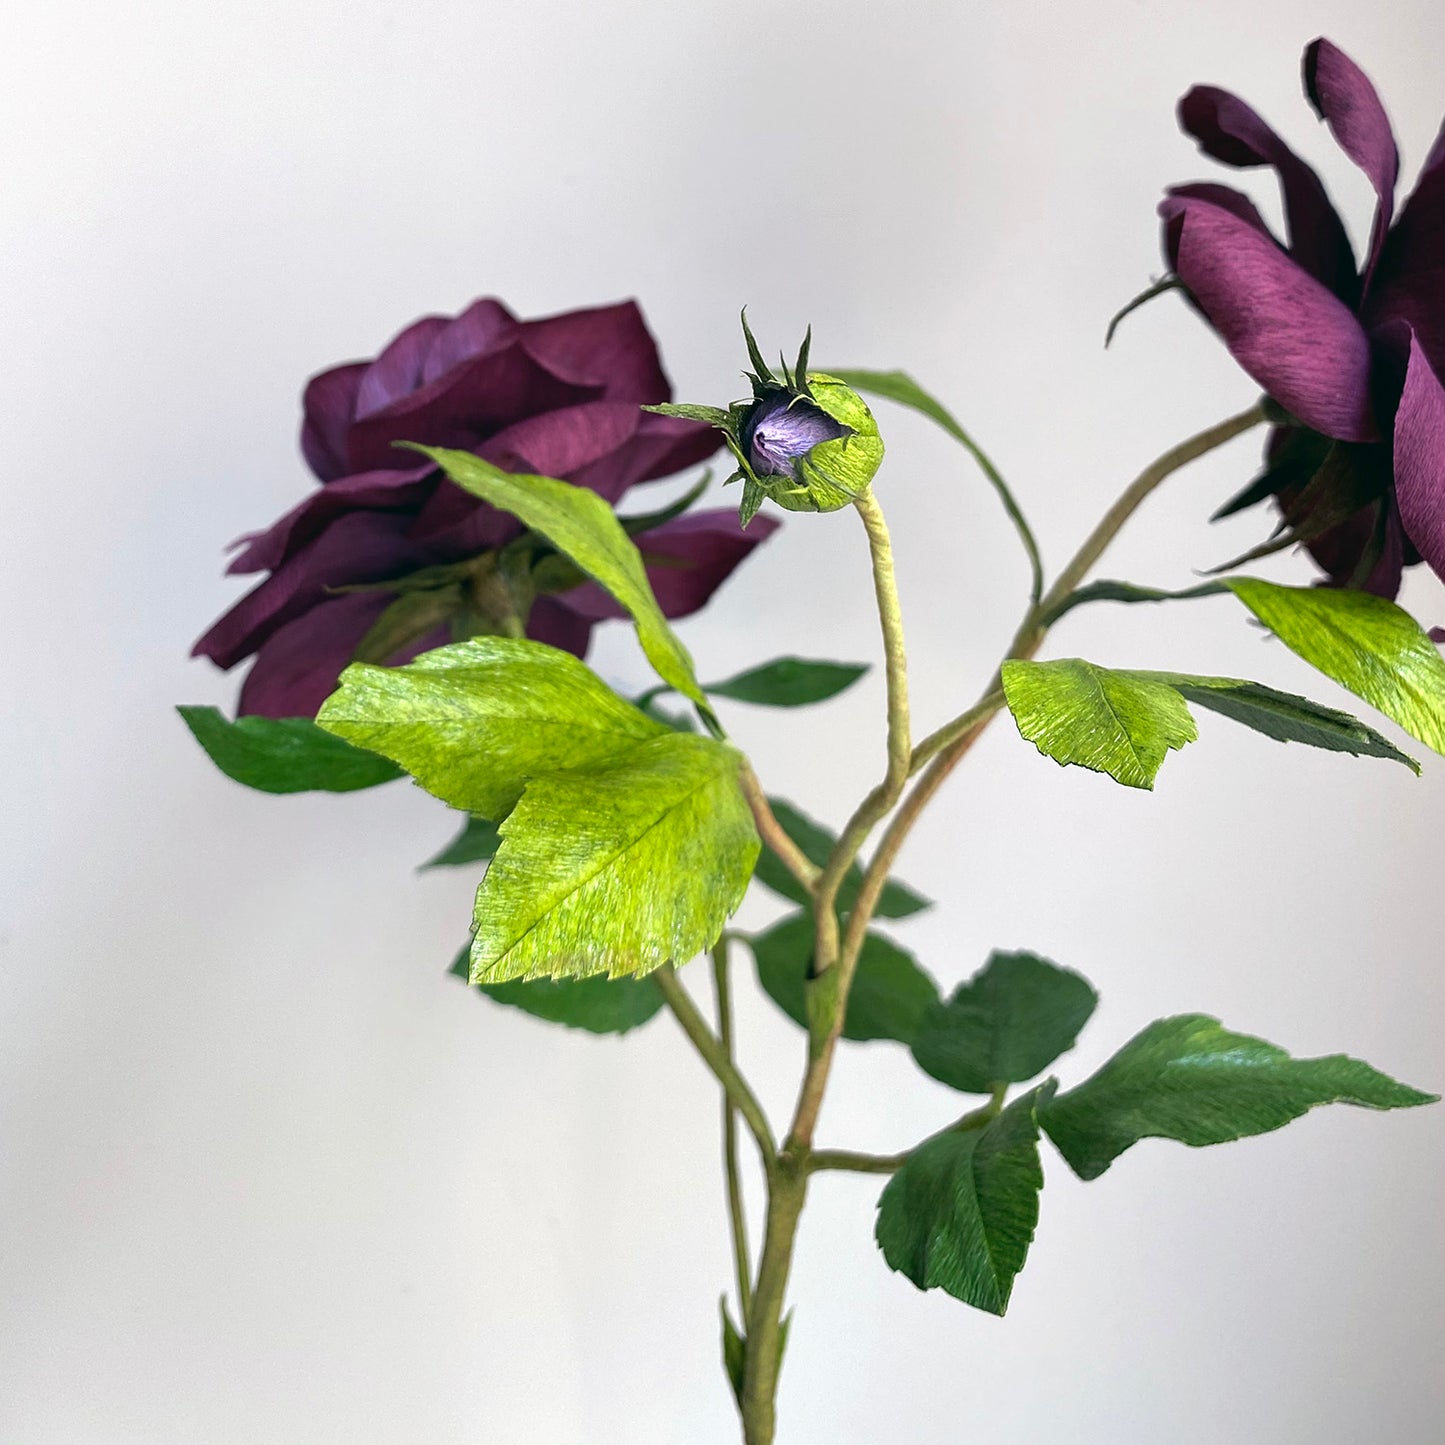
<box><xmin>744</xmin><ymin>393</ymin><xmax>849</xmax><ymax>478</ymax></box>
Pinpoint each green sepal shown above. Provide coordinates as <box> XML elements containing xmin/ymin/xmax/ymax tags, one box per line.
<box><xmin>470</xmin><ymin>731</ymin><xmax>758</xmax><ymax>983</ymax></box>
<box><xmin>875</xmin><ymin>1087</ymin><xmax>1047</xmax><ymax>1315</ymax></box>
<box><xmin>642</xmin><ymin>403</ymin><xmax>732</xmax><ymax>428</ymax></box>
<box><xmin>719</xmin><ymin>1299</ymin><xmax>792</xmax><ymax>1409</ymax></box>
<box><xmin>748</xmin><ymin>911</ymin><xmax>939</xmax><ymax>1045</ymax></box>
<box><xmin>351</xmin><ymin>584</ymin><xmax>465</xmax><ymax>663</ymax></box>
<box><xmin>178</xmin><ymin>706</ymin><xmax>401</xmax><ymax>794</ymax></box>
<box><xmin>911</xmin><ymin>951</ymin><xmax>1098</xmax><ymax>1095</ymax></box>
<box><xmin>1039</xmin><ymin>1014</ymin><xmax>1438</xmax><ymax>1181</ymax></box>
<box><xmin>316</xmin><ymin>636</ymin><xmax>665</xmax><ymax>820</ymax></box>
<box><xmin>449</xmin><ymin>947</ymin><xmax>664</xmax><ymax>1034</ymax></box>
<box><xmin>752</xmin><ymin>798</ymin><xmax>930</xmax><ymax>918</ymax></box>
<box><xmin>739</xmin><ymin>476</ymin><xmax>767</xmax><ymax>529</ymax></box>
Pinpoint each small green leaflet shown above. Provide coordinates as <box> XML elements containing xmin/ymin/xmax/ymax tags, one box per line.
<box><xmin>1039</xmin><ymin>1014</ymin><xmax>1438</xmax><ymax>1181</ymax></box>
<box><xmin>875</xmin><ymin>1089</ymin><xmax>1046</xmax><ymax>1316</ymax></box>
<box><xmin>704</xmin><ymin>656</ymin><xmax>870</xmax><ymax>707</ymax></box>
<box><xmin>316</xmin><ymin>636</ymin><xmax>665</xmax><ymax>819</ymax></box>
<box><xmin>752</xmin><ymin>798</ymin><xmax>931</xmax><ymax>918</ymax></box>
<box><xmin>1224</xmin><ymin>578</ymin><xmax>1445</xmax><ymax>755</ymax></box>
<box><xmin>448</xmin><ymin>947</ymin><xmax>663</xmax><ymax>1034</ymax></box>
<box><xmin>422</xmin><ymin>814</ymin><xmax>502</xmax><ymax>869</ymax></box>
<box><xmin>471</xmin><ymin>732</ymin><xmax>759</xmax><ymax>983</ymax></box>
<box><xmin>912</xmin><ymin>952</ymin><xmax>1098</xmax><ymax>1095</ymax></box>
<box><xmin>1001</xmin><ymin>658</ymin><xmax>1417</xmax><ymax>789</ymax></box>
<box><xmin>405</xmin><ymin>444</ymin><xmax>707</xmax><ymax>707</ymax></box>
<box><xmin>719</xmin><ymin>1299</ymin><xmax>792</xmax><ymax>1409</ymax></box>
<box><xmin>748</xmin><ymin>911</ymin><xmax>939</xmax><ymax>1045</ymax></box>
<box><xmin>1001</xmin><ymin>659</ymin><xmax>1196</xmax><ymax>789</ymax></box>
<box><xmin>178</xmin><ymin>706</ymin><xmax>401</xmax><ymax>793</ymax></box>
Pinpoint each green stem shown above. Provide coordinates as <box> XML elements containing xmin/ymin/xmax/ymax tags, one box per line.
<box><xmin>739</xmin><ymin>761</ymin><xmax>820</xmax><ymax>895</ymax></box>
<box><xmin>712</xmin><ymin>940</ymin><xmax>753</xmax><ymax>1317</ymax></box>
<box><xmin>808</xmin><ymin>1089</ymin><xmax>1009</xmax><ymax>1176</ymax></box>
<box><xmin>654</xmin><ymin>965</ymin><xmax>776</xmax><ymax>1168</ymax></box>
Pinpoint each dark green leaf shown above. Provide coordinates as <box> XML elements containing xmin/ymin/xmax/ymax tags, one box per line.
<box><xmin>912</xmin><ymin>951</ymin><xmax>1098</xmax><ymax>1095</ymax></box>
<box><xmin>1001</xmin><ymin>658</ymin><xmax>1198</xmax><ymax>789</ymax></box>
<box><xmin>753</xmin><ymin>798</ymin><xmax>931</xmax><ymax>918</ymax></box>
<box><xmin>449</xmin><ymin>947</ymin><xmax>663</xmax><ymax>1034</ymax></box>
<box><xmin>1040</xmin><ymin>1014</ymin><xmax>1438</xmax><ymax>1181</ymax></box>
<box><xmin>1037</xmin><ymin>579</ymin><xmax>1226</xmax><ymax>628</ymax></box>
<box><xmin>405</xmin><ymin>445</ymin><xmax>707</xmax><ymax>706</ymax></box>
<box><xmin>704</xmin><ymin>656</ymin><xmax>869</xmax><ymax>708</ymax></box>
<box><xmin>316</xmin><ymin>636</ymin><xmax>665</xmax><ymax>819</ymax></box>
<box><xmin>748</xmin><ymin>912</ymin><xmax>939</xmax><ymax>1044</ymax></box>
<box><xmin>421</xmin><ymin>814</ymin><xmax>502</xmax><ymax>869</ymax></box>
<box><xmin>616</xmin><ymin>471</ymin><xmax>713</xmax><ymax>537</ymax></box>
<box><xmin>1224</xmin><ymin>578</ymin><xmax>1445</xmax><ymax>755</ymax></box>
<box><xmin>178</xmin><ymin>705</ymin><xmax>401</xmax><ymax>794</ymax></box>
<box><xmin>470</xmin><ymin>732</ymin><xmax>758</xmax><ymax>983</ymax></box>
<box><xmin>875</xmin><ymin>1089</ymin><xmax>1046</xmax><ymax>1315</ymax></box>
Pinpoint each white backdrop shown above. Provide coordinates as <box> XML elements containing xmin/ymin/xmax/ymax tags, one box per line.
<box><xmin>3</xmin><ymin>2</ymin><xmax>1443</xmax><ymax>1441</ymax></box>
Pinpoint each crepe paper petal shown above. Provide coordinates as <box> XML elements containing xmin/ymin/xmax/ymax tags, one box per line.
<box><xmin>300</xmin><ymin>363</ymin><xmax>367</xmax><ymax>482</ymax></box>
<box><xmin>1393</xmin><ymin>332</ymin><xmax>1445</xmax><ymax>582</ymax></box>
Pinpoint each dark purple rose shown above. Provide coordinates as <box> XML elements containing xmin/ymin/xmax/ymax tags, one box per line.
<box><xmin>742</xmin><ymin>391</ymin><xmax>850</xmax><ymax>479</ymax></box>
<box><xmin>194</xmin><ymin>298</ymin><xmax>779</xmax><ymax>716</ymax></box>
<box><xmin>1160</xmin><ymin>38</ymin><xmax>1445</xmax><ymax>598</ymax></box>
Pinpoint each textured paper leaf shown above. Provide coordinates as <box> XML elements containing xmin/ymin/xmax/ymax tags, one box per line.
<box><xmin>704</xmin><ymin>656</ymin><xmax>869</xmax><ymax>707</ymax></box>
<box><xmin>912</xmin><ymin>951</ymin><xmax>1098</xmax><ymax>1095</ymax></box>
<box><xmin>875</xmin><ymin>1090</ymin><xmax>1046</xmax><ymax>1315</ymax></box>
<box><xmin>178</xmin><ymin>706</ymin><xmax>401</xmax><ymax>794</ymax></box>
<box><xmin>471</xmin><ymin>733</ymin><xmax>758</xmax><ymax>982</ymax></box>
<box><xmin>749</xmin><ymin>911</ymin><xmax>939</xmax><ymax>1044</ymax></box>
<box><xmin>1040</xmin><ymin>1014</ymin><xmax>1438</xmax><ymax>1181</ymax></box>
<box><xmin>316</xmin><ymin>636</ymin><xmax>664</xmax><ymax>819</ymax></box>
<box><xmin>1001</xmin><ymin>658</ymin><xmax>1198</xmax><ymax>789</ymax></box>
<box><xmin>1225</xmin><ymin>578</ymin><xmax>1445</xmax><ymax>754</ymax></box>
<box><xmin>752</xmin><ymin>798</ymin><xmax>931</xmax><ymax>918</ymax></box>
<box><xmin>421</xmin><ymin>814</ymin><xmax>502</xmax><ymax>869</ymax></box>
<box><xmin>408</xmin><ymin>444</ymin><xmax>706</xmax><ymax>705</ymax></box>
<box><xmin>448</xmin><ymin>947</ymin><xmax>663</xmax><ymax>1035</ymax></box>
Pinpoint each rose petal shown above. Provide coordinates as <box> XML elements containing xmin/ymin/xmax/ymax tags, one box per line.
<box><xmin>420</xmin><ymin>298</ymin><xmax>517</xmax><ymax>386</ymax></box>
<box><xmin>300</xmin><ymin>363</ymin><xmax>367</xmax><ymax>482</ymax></box>
<box><xmin>1303</xmin><ymin>39</ymin><xmax>1399</xmax><ymax>286</ymax></box>
<box><xmin>519</xmin><ymin>300</ymin><xmax>672</xmax><ymax>402</ymax></box>
<box><xmin>354</xmin><ymin>315</ymin><xmax>451</xmax><ymax>420</ymax></box>
<box><xmin>1366</xmin><ymin>116</ymin><xmax>1445</xmax><ymax>380</ymax></box>
<box><xmin>226</xmin><ymin>463</ymin><xmax>436</xmax><ymax>575</ymax></box>
<box><xmin>193</xmin><ymin>511</ymin><xmax>444</xmax><ymax>669</ymax></box>
<box><xmin>1160</xmin><ymin>192</ymin><xmax>1378</xmax><ymax>440</ymax></box>
<box><xmin>1164</xmin><ymin>182</ymin><xmax>1273</xmax><ymax>242</ymax></box>
<box><xmin>525</xmin><ymin>596</ymin><xmax>597</xmax><ymax>658</ymax></box>
<box><xmin>1393</xmin><ymin>331</ymin><xmax>1445</xmax><ymax>582</ymax></box>
<box><xmin>558</xmin><ymin>509</ymin><xmax>781</xmax><ymax>622</ymax></box>
<box><xmin>1177</xmin><ymin>83</ymin><xmax>1356</xmax><ymax>298</ymax></box>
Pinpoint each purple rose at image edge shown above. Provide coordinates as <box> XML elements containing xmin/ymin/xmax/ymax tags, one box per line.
<box><xmin>1159</xmin><ymin>36</ymin><xmax>1445</xmax><ymax>603</ymax></box>
<box><xmin>192</xmin><ymin>298</ymin><xmax>779</xmax><ymax>717</ymax></box>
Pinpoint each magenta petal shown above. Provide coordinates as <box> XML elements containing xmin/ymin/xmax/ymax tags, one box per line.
<box><xmin>1177</xmin><ymin>84</ymin><xmax>1356</xmax><ymax>298</ymax></box>
<box><xmin>519</xmin><ymin>300</ymin><xmax>672</xmax><ymax>403</ymax></box>
<box><xmin>237</xmin><ymin>593</ymin><xmax>391</xmax><ymax>718</ymax></box>
<box><xmin>1161</xmin><ymin>193</ymin><xmax>1378</xmax><ymax>441</ymax></box>
<box><xmin>420</xmin><ymin>298</ymin><xmax>517</xmax><ymax>386</ymax></box>
<box><xmin>1303</xmin><ymin>39</ymin><xmax>1399</xmax><ymax>285</ymax></box>
<box><xmin>1164</xmin><ymin>182</ymin><xmax>1273</xmax><ymax>246</ymax></box>
<box><xmin>1367</xmin><ymin>116</ymin><xmax>1445</xmax><ymax>381</ymax></box>
<box><xmin>1393</xmin><ymin>333</ymin><xmax>1445</xmax><ymax>582</ymax></box>
<box><xmin>226</xmin><ymin>463</ymin><xmax>435</xmax><ymax>575</ymax></box>
<box><xmin>558</xmin><ymin>509</ymin><xmax>781</xmax><ymax>622</ymax></box>
<box><xmin>300</xmin><ymin>363</ymin><xmax>367</xmax><ymax>482</ymax></box>
<box><xmin>526</xmin><ymin>596</ymin><xmax>597</xmax><ymax>658</ymax></box>
<box><xmin>354</xmin><ymin>315</ymin><xmax>451</xmax><ymax>420</ymax></box>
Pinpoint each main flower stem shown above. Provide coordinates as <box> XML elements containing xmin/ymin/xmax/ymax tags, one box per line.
<box><xmin>712</xmin><ymin>939</ymin><xmax>753</xmax><ymax>1316</ymax></box>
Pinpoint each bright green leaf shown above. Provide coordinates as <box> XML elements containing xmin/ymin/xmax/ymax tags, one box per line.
<box><xmin>422</xmin><ymin>814</ymin><xmax>502</xmax><ymax>869</ymax></box>
<box><xmin>748</xmin><ymin>911</ymin><xmax>939</xmax><ymax>1044</ymax></box>
<box><xmin>875</xmin><ymin>1089</ymin><xmax>1046</xmax><ymax>1315</ymax></box>
<box><xmin>912</xmin><ymin>951</ymin><xmax>1098</xmax><ymax>1095</ymax></box>
<box><xmin>406</xmin><ymin>444</ymin><xmax>707</xmax><ymax>706</ymax></box>
<box><xmin>448</xmin><ymin>947</ymin><xmax>663</xmax><ymax>1034</ymax></box>
<box><xmin>178</xmin><ymin>705</ymin><xmax>401</xmax><ymax>794</ymax></box>
<box><xmin>752</xmin><ymin>798</ymin><xmax>931</xmax><ymax>918</ymax></box>
<box><xmin>1001</xmin><ymin>658</ymin><xmax>1197</xmax><ymax>789</ymax></box>
<box><xmin>471</xmin><ymin>732</ymin><xmax>758</xmax><ymax>983</ymax></box>
<box><xmin>1224</xmin><ymin>578</ymin><xmax>1445</xmax><ymax>755</ymax></box>
<box><xmin>704</xmin><ymin>656</ymin><xmax>869</xmax><ymax>707</ymax></box>
<box><xmin>1040</xmin><ymin>1013</ymin><xmax>1438</xmax><ymax>1181</ymax></box>
<box><xmin>316</xmin><ymin>636</ymin><xmax>665</xmax><ymax>819</ymax></box>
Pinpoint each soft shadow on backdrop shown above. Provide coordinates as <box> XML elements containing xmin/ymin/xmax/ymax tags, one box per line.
<box><xmin>3</xmin><ymin>1</ymin><xmax>1442</xmax><ymax>1441</ymax></box>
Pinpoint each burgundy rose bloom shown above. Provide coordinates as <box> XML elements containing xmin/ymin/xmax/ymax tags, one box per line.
<box><xmin>194</xmin><ymin>298</ymin><xmax>778</xmax><ymax>716</ymax></box>
<box><xmin>1160</xmin><ymin>38</ymin><xmax>1445</xmax><ymax>600</ymax></box>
